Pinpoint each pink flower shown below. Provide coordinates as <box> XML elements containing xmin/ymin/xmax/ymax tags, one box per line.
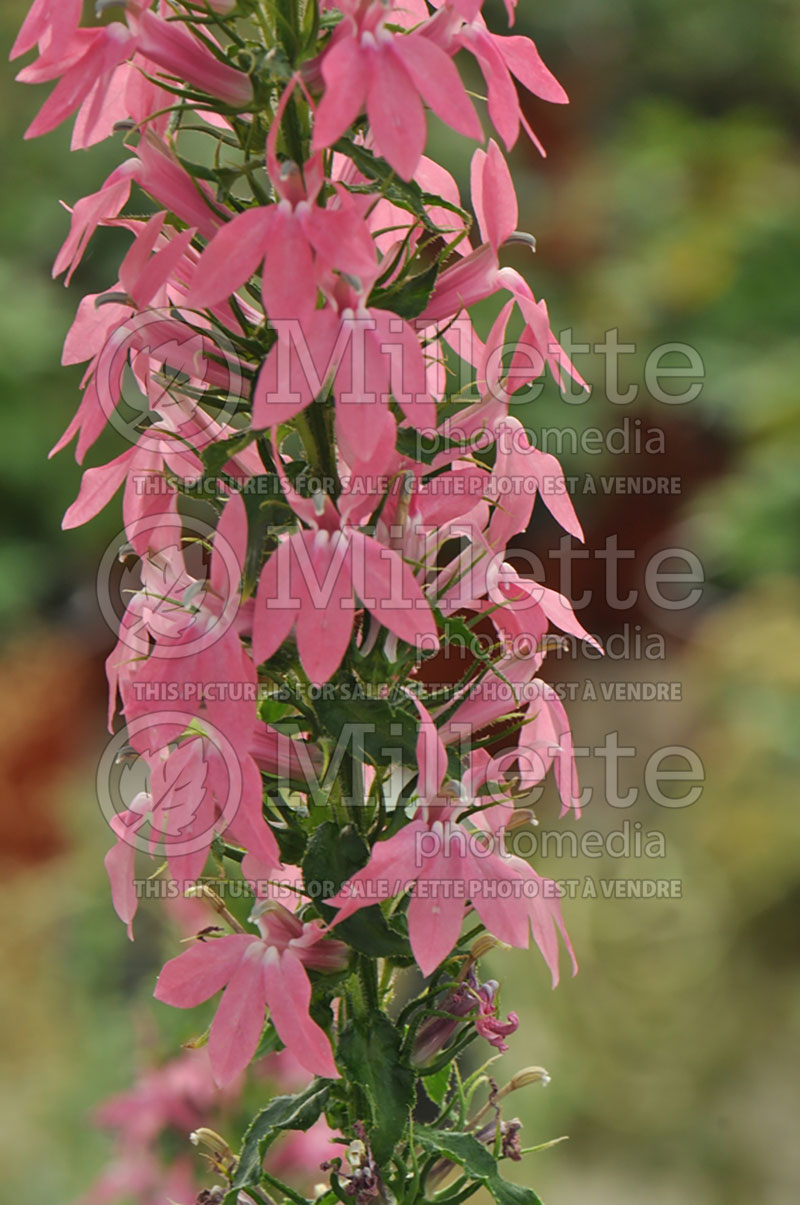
<box><xmin>429</xmin><ymin>0</ymin><xmax>568</xmax><ymax>152</ymax></box>
<box><xmin>413</xmin><ymin>967</ymin><xmax>519</xmax><ymax>1064</ymax></box>
<box><xmin>188</xmin><ymin>95</ymin><xmax>375</xmax><ymax>317</ymax></box>
<box><xmin>312</xmin><ymin>1</ymin><xmax>481</xmax><ymax>180</ymax></box>
<box><xmin>16</xmin><ymin>21</ymin><xmax>136</xmax><ymax>140</ymax></box>
<box><xmin>329</xmin><ymin>788</ymin><xmax>576</xmax><ymax>980</ymax></box>
<box><xmin>254</xmin><ymin>273</ymin><xmax>434</xmax><ymax>457</ymax></box>
<box><xmin>253</xmin><ymin>476</ymin><xmax>438</xmax><ymax>684</ymax></box>
<box><xmin>329</xmin><ymin>802</ymin><xmax>533</xmax><ymax>977</ymax></box>
<box><xmin>154</xmin><ymin>899</ymin><xmax>348</xmax><ymax>1085</ymax></box>
<box><xmin>135</xmin><ymin>10</ymin><xmax>253</xmax><ymax>109</ymax></box>
<box><xmin>9</xmin><ymin>0</ymin><xmax>81</xmax><ymax>62</ymax></box>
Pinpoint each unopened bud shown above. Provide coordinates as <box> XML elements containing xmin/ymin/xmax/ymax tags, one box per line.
<box><xmin>190</xmin><ymin>1129</ymin><xmax>232</xmax><ymax>1159</ymax></box>
<box><xmin>470</xmin><ymin>934</ymin><xmax>500</xmax><ymax>962</ymax></box>
<box><xmin>504</xmin><ymin>808</ymin><xmax>536</xmax><ymax>831</ymax></box>
<box><xmin>190</xmin><ymin>1128</ymin><xmax>236</xmax><ymax>1175</ymax></box>
<box><xmin>507</xmin><ymin>1066</ymin><xmax>551</xmax><ymax>1092</ymax></box>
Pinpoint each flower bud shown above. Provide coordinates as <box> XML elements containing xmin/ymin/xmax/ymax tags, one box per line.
<box><xmin>190</xmin><ymin>1128</ymin><xmax>236</xmax><ymax>1175</ymax></box>
<box><xmin>507</xmin><ymin>1066</ymin><xmax>551</xmax><ymax>1092</ymax></box>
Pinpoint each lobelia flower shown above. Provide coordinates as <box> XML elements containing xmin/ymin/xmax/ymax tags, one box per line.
<box><xmin>15</xmin><ymin>20</ymin><xmax>137</xmax><ymax>140</ymax></box>
<box><xmin>9</xmin><ymin>0</ymin><xmax>82</xmax><ymax>62</ymax></box>
<box><xmin>154</xmin><ymin>895</ymin><xmax>348</xmax><ymax>1085</ymax></box>
<box><xmin>133</xmin><ymin>9</ymin><xmax>254</xmax><ymax>109</ymax></box>
<box><xmin>426</xmin><ymin>0</ymin><xmax>568</xmax><ymax>152</ymax></box>
<box><xmin>413</xmin><ymin>967</ymin><xmax>519</xmax><ymax>1064</ymax></box>
<box><xmin>419</xmin><ymin>142</ymin><xmax>587</xmax><ymax>394</ymax></box>
<box><xmin>53</xmin><ymin>132</ymin><xmax>225</xmax><ymax>288</ymax></box>
<box><xmin>431</xmin><ymin>650</ymin><xmax>585</xmax><ymax>821</ymax></box>
<box><xmin>311</xmin><ymin>0</ymin><xmax>482</xmax><ymax>180</ymax></box>
<box><xmin>253</xmin><ymin>268</ymin><xmax>434</xmax><ymax>457</ymax></box>
<box><xmin>77</xmin><ymin>1044</ymin><xmax>231</xmax><ymax>1205</ymax></box>
<box><xmin>328</xmin><ymin>748</ymin><xmax>574</xmax><ymax>980</ymax></box>
<box><xmin>104</xmin><ymin>494</ymin><xmax>282</xmax><ymax>934</ymax></box>
<box><xmin>188</xmin><ymin>81</ymin><xmax>376</xmax><ymax>319</ymax></box>
<box><xmin>253</xmin><ymin>454</ymin><xmax>438</xmax><ymax>683</ymax></box>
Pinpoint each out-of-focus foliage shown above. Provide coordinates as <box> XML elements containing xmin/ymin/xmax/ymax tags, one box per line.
<box><xmin>0</xmin><ymin>3</ymin><xmax>127</xmax><ymax>632</ymax></box>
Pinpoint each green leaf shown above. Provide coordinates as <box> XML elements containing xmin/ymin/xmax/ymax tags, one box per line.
<box><xmin>337</xmin><ymin>1011</ymin><xmax>415</xmax><ymax>1166</ymax></box>
<box><xmin>369</xmin><ymin>260</ymin><xmax>440</xmax><ymax>320</ymax></box>
<box><xmin>415</xmin><ymin>1126</ymin><xmax>544</xmax><ymax>1205</ymax></box>
<box><xmin>240</xmin><ymin>475</ymin><xmax>290</xmax><ymax>596</ymax></box>
<box><xmin>200</xmin><ymin>430</ymin><xmax>258</xmax><ymax>479</ymax></box>
<box><xmin>303</xmin><ymin>822</ymin><xmax>409</xmax><ymax>958</ymax></box>
<box><xmin>315</xmin><ymin>693</ymin><xmax>419</xmax><ymax>768</ymax></box>
<box><xmin>421</xmin><ymin>1062</ymin><xmax>453</xmax><ymax>1108</ymax></box>
<box><xmin>334</xmin><ymin>139</ymin><xmax>467</xmax><ymax>232</ymax></box>
<box><xmin>232</xmin><ymin>1080</ymin><xmax>331</xmax><ymax>1190</ymax></box>
<box><xmin>252</xmin><ymin>1021</ymin><xmax>285</xmax><ymax>1061</ymax></box>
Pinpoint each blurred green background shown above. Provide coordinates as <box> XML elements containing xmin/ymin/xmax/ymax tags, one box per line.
<box><xmin>1</xmin><ymin>1</ymin><xmax>798</xmax><ymax>1202</ymax></box>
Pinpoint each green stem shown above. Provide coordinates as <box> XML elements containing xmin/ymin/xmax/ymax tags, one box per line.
<box><xmin>357</xmin><ymin>954</ymin><xmax>380</xmax><ymax>1013</ymax></box>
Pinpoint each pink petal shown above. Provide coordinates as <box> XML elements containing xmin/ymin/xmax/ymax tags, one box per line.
<box><xmin>312</xmin><ymin>35</ymin><xmax>368</xmax><ymax>151</ymax></box>
<box><xmin>210</xmin><ymin>489</ymin><xmax>247</xmax><ymax>598</ymax></box>
<box><xmin>305</xmin><ymin>200</ymin><xmax>376</xmax><ymax>282</ymax></box>
<box><xmin>208</xmin><ymin>945</ymin><xmax>268</xmax><ymax>1086</ymax></box>
<box><xmin>137</xmin><ymin>11</ymin><xmax>253</xmax><ymax>108</ymax></box>
<box><xmin>498</xmin><ymin>35</ymin><xmax>569</xmax><ymax>104</ymax></box>
<box><xmin>468</xmin><ymin>31</ymin><xmax>520</xmax><ymax>150</ymax></box>
<box><xmin>294</xmin><ymin>532</ymin><xmax>355</xmax><ymax>685</ymax></box>
<box><xmin>406</xmin><ymin>692</ymin><xmax>448</xmax><ymax>804</ymax></box>
<box><xmin>223</xmin><ymin>756</ymin><xmax>282</xmax><ymax>870</ymax></box>
<box><xmin>409</xmin><ymin>856</ymin><xmax>467</xmax><ymax>976</ymax></box>
<box><xmin>529</xmin><ymin>448</ymin><xmax>584</xmax><ymax>540</ymax></box>
<box><xmin>350</xmin><ymin>532</ymin><xmax>438</xmax><ymax>650</ymax></box>
<box><xmin>368</xmin><ymin>46</ymin><xmax>426</xmax><ymax>181</ymax></box>
<box><xmin>395</xmin><ymin>34</ymin><xmax>482</xmax><ymax>142</ymax></box>
<box><xmin>104</xmin><ymin>811</ymin><xmax>145</xmax><ymax>940</ymax></box>
<box><xmin>470</xmin><ymin>140</ymin><xmax>517</xmax><ymax>251</ymax></box>
<box><xmin>263</xmin><ymin>951</ymin><xmax>339</xmax><ymax>1080</ymax></box>
<box><xmin>464</xmin><ymin>850</ymin><xmax>530</xmax><ymax>950</ymax></box>
<box><xmin>262</xmin><ymin>211</ymin><xmax>318</xmax><ymax>322</ymax></box>
<box><xmin>253</xmin><ymin>539</ymin><xmax>300</xmax><ymax>665</ymax></box>
<box><xmin>370</xmin><ymin>310</ymin><xmax>434</xmax><ymax>432</ymax></box>
<box><xmin>62</xmin><ymin>447</ymin><xmax>135</xmax><ymax>529</ymax></box>
<box><xmin>154</xmin><ymin>934</ymin><xmax>254</xmax><ymax>1008</ymax></box>
<box><xmin>253</xmin><ymin>310</ymin><xmax>343</xmax><ymax>429</ymax></box>
<box><xmin>188</xmin><ymin>207</ymin><xmax>271</xmax><ymax>309</ymax></box>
